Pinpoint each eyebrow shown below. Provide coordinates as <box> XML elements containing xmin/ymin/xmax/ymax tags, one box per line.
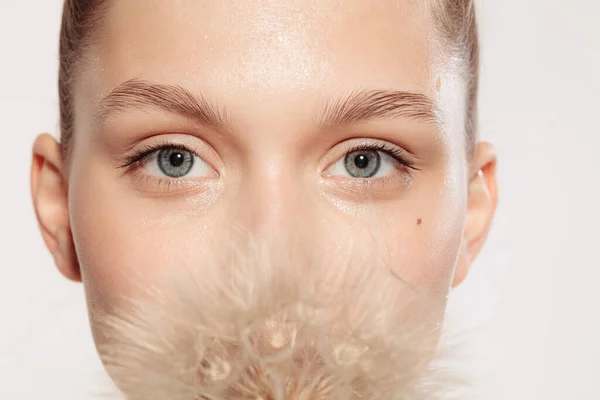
<box><xmin>315</xmin><ymin>89</ymin><xmax>439</xmax><ymax>130</ymax></box>
<box><xmin>95</xmin><ymin>79</ymin><xmax>231</xmax><ymax>132</ymax></box>
<box><xmin>95</xmin><ymin>79</ymin><xmax>438</xmax><ymax>133</ymax></box>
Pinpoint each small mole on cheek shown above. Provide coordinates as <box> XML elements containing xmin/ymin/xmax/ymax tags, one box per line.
<box><xmin>435</xmin><ymin>77</ymin><xmax>442</xmax><ymax>93</ymax></box>
<box><xmin>417</xmin><ymin>218</ymin><xmax>423</xmax><ymax>226</ymax></box>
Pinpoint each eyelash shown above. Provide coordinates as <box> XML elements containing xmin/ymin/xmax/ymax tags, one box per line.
<box><xmin>117</xmin><ymin>142</ymin><xmax>419</xmax><ymax>174</ymax></box>
<box><xmin>345</xmin><ymin>143</ymin><xmax>419</xmax><ymax>172</ymax></box>
<box><xmin>118</xmin><ymin>142</ymin><xmax>198</xmax><ymax>170</ymax></box>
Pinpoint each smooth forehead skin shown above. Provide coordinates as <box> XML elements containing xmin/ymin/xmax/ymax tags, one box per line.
<box><xmin>68</xmin><ymin>0</ymin><xmax>469</xmax><ymax>313</ymax></box>
<box><xmin>78</xmin><ymin>0</ymin><xmax>464</xmax><ymax>131</ymax></box>
<box><xmin>93</xmin><ymin>0</ymin><xmax>435</xmax><ymax>90</ymax></box>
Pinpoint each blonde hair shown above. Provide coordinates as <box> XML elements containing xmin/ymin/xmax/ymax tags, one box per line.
<box><xmin>58</xmin><ymin>0</ymin><xmax>479</xmax><ymax>156</ymax></box>
<box><xmin>431</xmin><ymin>0</ymin><xmax>480</xmax><ymax>154</ymax></box>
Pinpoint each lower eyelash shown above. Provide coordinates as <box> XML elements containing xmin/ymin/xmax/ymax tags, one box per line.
<box><xmin>129</xmin><ymin>171</ymin><xmax>209</xmax><ymax>197</ymax></box>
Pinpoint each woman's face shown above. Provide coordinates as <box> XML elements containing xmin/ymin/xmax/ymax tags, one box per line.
<box><xmin>33</xmin><ymin>0</ymin><xmax>497</xmax><ymax>346</ymax></box>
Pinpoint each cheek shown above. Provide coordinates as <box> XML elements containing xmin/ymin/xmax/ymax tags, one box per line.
<box><xmin>68</xmin><ymin>165</ymin><xmax>220</xmax><ymax>316</ymax></box>
<box><xmin>313</xmin><ymin>185</ymin><xmax>466</xmax><ymax>300</ymax></box>
<box><xmin>388</xmin><ymin>213</ymin><xmax>464</xmax><ymax>295</ymax></box>
<box><xmin>390</xmin><ymin>191</ymin><xmax>465</xmax><ymax>296</ymax></box>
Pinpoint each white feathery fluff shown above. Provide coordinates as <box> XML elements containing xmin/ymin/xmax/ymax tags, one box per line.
<box><xmin>94</xmin><ymin>225</ymin><xmax>468</xmax><ymax>400</ymax></box>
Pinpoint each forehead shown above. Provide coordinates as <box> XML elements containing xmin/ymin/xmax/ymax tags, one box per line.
<box><xmin>89</xmin><ymin>0</ymin><xmax>441</xmax><ymax>97</ymax></box>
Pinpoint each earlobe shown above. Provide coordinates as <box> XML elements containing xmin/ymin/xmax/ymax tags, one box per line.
<box><xmin>452</xmin><ymin>142</ymin><xmax>498</xmax><ymax>287</ymax></box>
<box><xmin>31</xmin><ymin>134</ymin><xmax>81</xmax><ymax>282</ymax></box>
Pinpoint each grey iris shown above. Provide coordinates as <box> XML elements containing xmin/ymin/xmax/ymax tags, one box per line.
<box><xmin>344</xmin><ymin>150</ymin><xmax>381</xmax><ymax>178</ymax></box>
<box><xmin>157</xmin><ymin>148</ymin><xmax>194</xmax><ymax>178</ymax></box>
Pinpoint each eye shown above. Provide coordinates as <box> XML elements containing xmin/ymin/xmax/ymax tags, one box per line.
<box><xmin>142</xmin><ymin>147</ymin><xmax>213</xmax><ymax>178</ymax></box>
<box><xmin>327</xmin><ymin>148</ymin><xmax>398</xmax><ymax>179</ymax></box>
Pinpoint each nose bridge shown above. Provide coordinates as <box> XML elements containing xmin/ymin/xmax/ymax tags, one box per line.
<box><xmin>234</xmin><ymin>151</ymin><xmax>306</xmax><ymax>241</ymax></box>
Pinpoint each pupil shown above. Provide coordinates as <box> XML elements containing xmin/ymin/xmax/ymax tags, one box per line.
<box><xmin>343</xmin><ymin>150</ymin><xmax>381</xmax><ymax>178</ymax></box>
<box><xmin>170</xmin><ymin>152</ymin><xmax>184</xmax><ymax>167</ymax></box>
<box><xmin>354</xmin><ymin>154</ymin><xmax>370</xmax><ymax>169</ymax></box>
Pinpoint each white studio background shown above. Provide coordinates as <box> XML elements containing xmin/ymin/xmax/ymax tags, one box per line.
<box><xmin>1</xmin><ymin>1</ymin><xmax>599</xmax><ymax>398</ymax></box>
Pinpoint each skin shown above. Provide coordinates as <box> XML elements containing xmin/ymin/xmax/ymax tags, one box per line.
<box><xmin>31</xmin><ymin>0</ymin><xmax>497</xmax><ymax>354</ymax></box>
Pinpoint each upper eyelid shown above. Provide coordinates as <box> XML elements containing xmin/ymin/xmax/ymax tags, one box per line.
<box><xmin>347</xmin><ymin>143</ymin><xmax>400</xmax><ymax>155</ymax></box>
<box><xmin>143</xmin><ymin>142</ymin><xmax>200</xmax><ymax>155</ymax></box>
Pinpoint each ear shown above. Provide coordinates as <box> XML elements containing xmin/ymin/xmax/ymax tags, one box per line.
<box><xmin>31</xmin><ymin>134</ymin><xmax>81</xmax><ymax>282</ymax></box>
<box><xmin>452</xmin><ymin>142</ymin><xmax>498</xmax><ymax>287</ymax></box>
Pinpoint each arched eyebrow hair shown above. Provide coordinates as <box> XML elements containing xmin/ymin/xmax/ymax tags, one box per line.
<box><xmin>315</xmin><ymin>89</ymin><xmax>439</xmax><ymax>130</ymax></box>
<box><xmin>95</xmin><ymin>79</ymin><xmax>232</xmax><ymax>132</ymax></box>
<box><xmin>95</xmin><ymin>79</ymin><xmax>439</xmax><ymax>133</ymax></box>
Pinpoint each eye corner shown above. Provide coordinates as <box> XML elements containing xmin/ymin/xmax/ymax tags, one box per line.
<box><xmin>117</xmin><ymin>151</ymin><xmax>150</xmax><ymax>171</ymax></box>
